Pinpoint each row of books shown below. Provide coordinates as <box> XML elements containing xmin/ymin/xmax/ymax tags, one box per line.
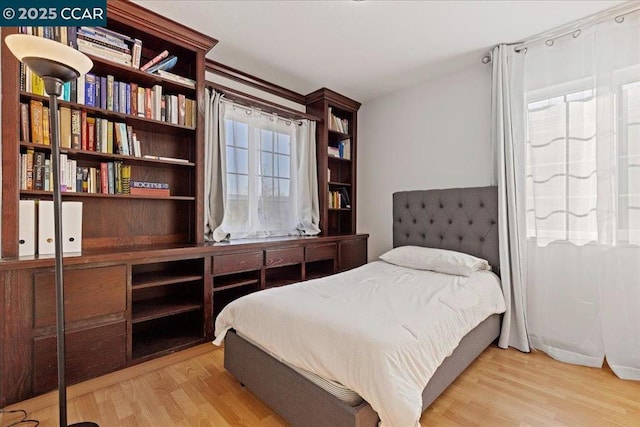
<box><xmin>21</xmin><ymin>148</ymin><xmax>172</xmax><ymax>197</ymax></box>
<box><xmin>328</xmin><ymin>188</ymin><xmax>351</xmax><ymax>209</ymax></box>
<box><xmin>20</xmin><ymin>67</ymin><xmax>197</xmax><ymax>128</ymax></box>
<box><xmin>20</xmin><ymin>26</ymin><xmax>195</xmax><ymax>87</ymax></box>
<box><xmin>20</xmin><ymin>151</ymin><xmax>132</xmax><ymax>195</ymax></box>
<box><xmin>327</xmin><ymin>139</ymin><xmax>351</xmax><ymax>160</ymax></box>
<box><xmin>21</xmin><ymin>101</ymin><xmax>144</xmax><ymax>157</ymax></box>
<box><xmin>328</xmin><ymin>108</ymin><xmax>350</xmax><ymax>134</ymax></box>
<box><xmin>20</xmin><ymin>26</ymin><xmax>144</xmax><ymax>69</ymax></box>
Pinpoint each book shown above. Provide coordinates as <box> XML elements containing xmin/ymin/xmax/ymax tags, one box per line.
<box><xmin>29</xmin><ymin>100</ymin><xmax>43</xmax><ymax>144</ymax></box>
<box><xmin>25</xmin><ymin>148</ymin><xmax>34</xmax><ymax>190</ymax></box>
<box><xmin>145</xmin><ymin>55</ymin><xmax>177</xmax><ymax>74</ymax></box>
<box><xmin>81</xmin><ymin>110</ymin><xmax>88</xmax><ymax>150</ymax></box>
<box><xmin>106</xmin><ymin>75</ymin><xmax>114</xmax><ymax>111</ymax></box>
<box><xmin>140</xmin><ymin>49</ymin><xmax>169</xmax><ymax>72</ymax></box>
<box><xmin>87</xmin><ymin>117</ymin><xmax>96</xmax><ymax>151</ymax></box>
<box><xmin>142</xmin><ymin>155</ymin><xmax>189</xmax><ymax>163</ymax></box>
<box><xmin>131</xmin><ymin>181</ymin><xmax>170</xmax><ymax>189</ymax></box>
<box><xmin>59</xmin><ymin>107</ymin><xmax>72</xmax><ymax>149</ymax></box>
<box><xmin>100</xmin><ymin>76</ymin><xmax>107</xmax><ymax>110</ymax></box>
<box><xmin>85</xmin><ymin>73</ymin><xmax>96</xmax><ymax>107</ymax></box>
<box><xmin>178</xmin><ymin>94</ymin><xmax>186</xmax><ymax>125</ymax></box>
<box><xmin>130</xmin><ymin>82</ymin><xmax>138</xmax><ymax>116</ymax></box>
<box><xmin>152</xmin><ymin>85</ymin><xmax>163</xmax><ymax>120</ymax></box>
<box><xmin>155</xmin><ymin>70</ymin><xmax>196</xmax><ymax>88</ymax></box>
<box><xmin>71</xmin><ymin>109</ymin><xmax>81</xmax><ymax>149</ymax></box>
<box><xmin>20</xmin><ymin>103</ymin><xmax>30</xmax><ymax>142</ymax></box>
<box><xmin>131</xmin><ymin>39</ymin><xmax>143</xmax><ymax>69</ymax></box>
<box><xmin>42</xmin><ymin>106</ymin><xmax>50</xmax><ymax>146</ymax></box>
<box><xmin>130</xmin><ymin>187</ymin><xmax>170</xmax><ymax>197</ymax></box>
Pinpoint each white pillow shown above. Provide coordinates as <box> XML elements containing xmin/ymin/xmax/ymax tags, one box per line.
<box><xmin>379</xmin><ymin>246</ymin><xmax>491</xmax><ymax>276</ymax></box>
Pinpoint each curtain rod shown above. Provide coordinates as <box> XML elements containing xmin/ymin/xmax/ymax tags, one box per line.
<box><xmin>481</xmin><ymin>1</ymin><xmax>640</xmax><ymax>63</ymax></box>
<box><xmin>220</xmin><ymin>97</ymin><xmax>304</xmax><ymax>126</ymax></box>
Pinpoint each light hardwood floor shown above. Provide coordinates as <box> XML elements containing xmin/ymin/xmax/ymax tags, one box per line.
<box><xmin>2</xmin><ymin>344</ymin><xmax>639</xmax><ymax>426</ymax></box>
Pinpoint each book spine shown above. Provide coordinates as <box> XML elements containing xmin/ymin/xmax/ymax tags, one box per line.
<box><xmin>29</xmin><ymin>100</ymin><xmax>43</xmax><ymax>144</ymax></box>
<box><xmin>107</xmin><ymin>75</ymin><xmax>114</xmax><ymax>111</ymax></box>
<box><xmin>113</xmin><ymin>81</ymin><xmax>120</xmax><ymax>112</ymax></box>
<box><xmin>100</xmin><ymin>162</ymin><xmax>108</xmax><ymax>193</ymax></box>
<box><xmin>87</xmin><ymin>117</ymin><xmax>96</xmax><ymax>152</ymax></box>
<box><xmin>130</xmin><ymin>83</ymin><xmax>138</xmax><ymax>116</ymax></box>
<box><xmin>71</xmin><ymin>109</ymin><xmax>81</xmax><ymax>149</ymax></box>
<box><xmin>81</xmin><ymin>110</ymin><xmax>88</xmax><ymax>151</ymax></box>
<box><xmin>42</xmin><ymin>106</ymin><xmax>50</xmax><ymax>146</ymax></box>
<box><xmin>85</xmin><ymin>74</ymin><xmax>96</xmax><ymax>107</ymax></box>
<box><xmin>140</xmin><ymin>50</ymin><xmax>169</xmax><ymax>72</ymax></box>
<box><xmin>25</xmin><ymin>148</ymin><xmax>34</xmax><ymax>190</ymax></box>
<box><xmin>20</xmin><ymin>103</ymin><xmax>30</xmax><ymax>142</ymax></box>
<box><xmin>100</xmin><ymin>76</ymin><xmax>107</xmax><ymax>110</ymax></box>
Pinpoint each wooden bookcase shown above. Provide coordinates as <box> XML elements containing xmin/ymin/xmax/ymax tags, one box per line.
<box><xmin>1</xmin><ymin>0</ymin><xmax>217</xmax><ymax>258</ymax></box>
<box><xmin>305</xmin><ymin>88</ymin><xmax>361</xmax><ymax>236</ymax></box>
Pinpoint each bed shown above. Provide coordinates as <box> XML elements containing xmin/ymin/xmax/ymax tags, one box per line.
<box><xmin>215</xmin><ymin>186</ymin><xmax>503</xmax><ymax>427</ymax></box>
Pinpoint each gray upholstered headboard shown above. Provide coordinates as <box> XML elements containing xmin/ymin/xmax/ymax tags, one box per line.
<box><xmin>393</xmin><ymin>186</ymin><xmax>499</xmax><ymax>272</ymax></box>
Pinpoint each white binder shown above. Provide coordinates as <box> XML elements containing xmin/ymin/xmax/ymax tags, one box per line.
<box><xmin>38</xmin><ymin>200</ymin><xmax>55</xmax><ymax>255</ymax></box>
<box><xmin>38</xmin><ymin>201</ymin><xmax>83</xmax><ymax>255</ymax></box>
<box><xmin>19</xmin><ymin>200</ymin><xmax>36</xmax><ymax>256</ymax></box>
<box><xmin>62</xmin><ymin>201</ymin><xmax>83</xmax><ymax>253</ymax></box>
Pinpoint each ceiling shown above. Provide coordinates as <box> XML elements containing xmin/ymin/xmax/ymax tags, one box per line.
<box><xmin>134</xmin><ymin>0</ymin><xmax>625</xmax><ymax>103</ymax></box>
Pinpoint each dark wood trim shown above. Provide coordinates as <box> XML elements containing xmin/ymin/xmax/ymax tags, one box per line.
<box><xmin>305</xmin><ymin>88</ymin><xmax>361</xmax><ymax>111</ymax></box>
<box><xmin>206</xmin><ymin>60</ymin><xmax>306</xmax><ymax>105</ymax></box>
<box><xmin>108</xmin><ymin>0</ymin><xmax>218</xmax><ymax>52</ymax></box>
<box><xmin>206</xmin><ymin>81</ymin><xmax>321</xmax><ymax>122</ymax></box>
<box><xmin>1</xmin><ymin>27</ymin><xmax>20</xmax><ymax>258</ymax></box>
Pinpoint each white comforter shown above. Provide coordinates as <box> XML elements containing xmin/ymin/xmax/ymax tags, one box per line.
<box><xmin>213</xmin><ymin>261</ymin><xmax>506</xmax><ymax>427</ymax></box>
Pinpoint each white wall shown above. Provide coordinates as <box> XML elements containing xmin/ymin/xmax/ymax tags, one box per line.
<box><xmin>357</xmin><ymin>63</ymin><xmax>493</xmax><ymax>260</ymax></box>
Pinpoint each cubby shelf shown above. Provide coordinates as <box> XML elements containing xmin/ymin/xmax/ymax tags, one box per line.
<box><xmin>132</xmin><ymin>299</ymin><xmax>203</xmax><ymax>324</ymax></box>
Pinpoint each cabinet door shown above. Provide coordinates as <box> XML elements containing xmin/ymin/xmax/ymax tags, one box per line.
<box><xmin>33</xmin><ymin>265</ymin><xmax>127</xmax><ymax>328</ymax></box>
<box><xmin>33</xmin><ymin>321</ymin><xmax>126</xmax><ymax>394</ymax></box>
<box><xmin>339</xmin><ymin>238</ymin><xmax>367</xmax><ymax>272</ymax></box>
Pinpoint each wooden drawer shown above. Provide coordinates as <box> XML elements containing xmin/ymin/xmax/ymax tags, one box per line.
<box><xmin>265</xmin><ymin>247</ymin><xmax>304</xmax><ymax>268</ymax></box>
<box><xmin>306</xmin><ymin>243</ymin><xmax>337</xmax><ymax>262</ymax></box>
<box><xmin>339</xmin><ymin>238</ymin><xmax>368</xmax><ymax>272</ymax></box>
<box><xmin>33</xmin><ymin>265</ymin><xmax>126</xmax><ymax>329</ymax></box>
<box><xmin>213</xmin><ymin>251</ymin><xmax>263</xmax><ymax>275</ymax></box>
<box><xmin>33</xmin><ymin>320</ymin><xmax>126</xmax><ymax>394</ymax></box>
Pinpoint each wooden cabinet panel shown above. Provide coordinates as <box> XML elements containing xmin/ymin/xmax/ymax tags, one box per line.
<box><xmin>265</xmin><ymin>247</ymin><xmax>303</xmax><ymax>268</ymax></box>
<box><xmin>213</xmin><ymin>251</ymin><xmax>263</xmax><ymax>275</ymax></box>
<box><xmin>305</xmin><ymin>243</ymin><xmax>337</xmax><ymax>262</ymax></box>
<box><xmin>339</xmin><ymin>238</ymin><xmax>367</xmax><ymax>272</ymax></box>
<box><xmin>33</xmin><ymin>321</ymin><xmax>126</xmax><ymax>394</ymax></box>
<box><xmin>33</xmin><ymin>265</ymin><xmax>127</xmax><ymax>328</ymax></box>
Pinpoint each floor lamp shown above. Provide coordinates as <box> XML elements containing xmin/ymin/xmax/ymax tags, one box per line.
<box><xmin>5</xmin><ymin>34</ymin><xmax>97</xmax><ymax>427</ymax></box>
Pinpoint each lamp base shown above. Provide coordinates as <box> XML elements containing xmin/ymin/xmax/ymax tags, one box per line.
<box><xmin>69</xmin><ymin>422</ymin><xmax>99</xmax><ymax>427</ymax></box>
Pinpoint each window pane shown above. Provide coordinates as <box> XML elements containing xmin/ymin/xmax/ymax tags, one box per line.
<box><xmin>226</xmin><ymin>147</ymin><xmax>237</xmax><ymax>173</ymax></box>
<box><xmin>277</xmin><ymin>133</ymin><xmax>290</xmax><ymax>155</ymax></box>
<box><xmin>277</xmin><ymin>178</ymin><xmax>290</xmax><ymax>197</ymax></box>
<box><xmin>261</xmin><ymin>129</ymin><xmax>273</xmax><ymax>151</ymax></box>
<box><xmin>234</xmin><ymin>121</ymin><xmax>249</xmax><ymax>148</ymax></box>
<box><xmin>261</xmin><ymin>177</ymin><xmax>274</xmax><ymax>197</ymax></box>
<box><xmin>237</xmin><ymin>174</ymin><xmax>248</xmax><ymax>196</ymax></box>
<box><xmin>261</xmin><ymin>151</ymin><xmax>273</xmax><ymax>177</ymax></box>
<box><xmin>277</xmin><ymin>154</ymin><xmax>290</xmax><ymax>178</ymax></box>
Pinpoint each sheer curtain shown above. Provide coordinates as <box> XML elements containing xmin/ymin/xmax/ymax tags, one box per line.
<box><xmin>491</xmin><ymin>44</ymin><xmax>530</xmax><ymax>352</ymax></box>
<box><xmin>203</xmin><ymin>89</ymin><xmax>320</xmax><ymax>241</ymax></box>
<box><xmin>519</xmin><ymin>12</ymin><xmax>639</xmax><ymax>379</ymax></box>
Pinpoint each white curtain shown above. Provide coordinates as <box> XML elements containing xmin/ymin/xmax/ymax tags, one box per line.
<box><xmin>491</xmin><ymin>44</ymin><xmax>530</xmax><ymax>352</ymax></box>
<box><xmin>203</xmin><ymin>89</ymin><xmax>320</xmax><ymax>241</ymax></box>
<box><xmin>204</xmin><ymin>89</ymin><xmax>225</xmax><ymax>241</ymax></box>
<box><xmin>495</xmin><ymin>11</ymin><xmax>640</xmax><ymax>379</ymax></box>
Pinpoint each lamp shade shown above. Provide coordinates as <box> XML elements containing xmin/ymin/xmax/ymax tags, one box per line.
<box><xmin>5</xmin><ymin>34</ymin><xmax>92</xmax><ymax>82</ymax></box>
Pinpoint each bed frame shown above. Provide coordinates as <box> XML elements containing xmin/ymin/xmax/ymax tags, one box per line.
<box><xmin>224</xmin><ymin>186</ymin><xmax>500</xmax><ymax>427</ymax></box>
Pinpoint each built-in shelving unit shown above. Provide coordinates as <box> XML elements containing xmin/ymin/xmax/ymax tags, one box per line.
<box><xmin>305</xmin><ymin>89</ymin><xmax>361</xmax><ymax>236</ymax></box>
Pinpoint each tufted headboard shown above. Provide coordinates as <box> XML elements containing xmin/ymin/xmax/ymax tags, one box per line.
<box><xmin>393</xmin><ymin>186</ymin><xmax>499</xmax><ymax>273</ymax></box>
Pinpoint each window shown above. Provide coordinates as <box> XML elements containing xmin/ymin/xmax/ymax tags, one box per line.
<box><xmin>526</xmin><ymin>73</ymin><xmax>640</xmax><ymax>245</ymax></box>
<box><xmin>220</xmin><ymin>107</ymin><xmax>299</xmax><ymax>238</ymax></box>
